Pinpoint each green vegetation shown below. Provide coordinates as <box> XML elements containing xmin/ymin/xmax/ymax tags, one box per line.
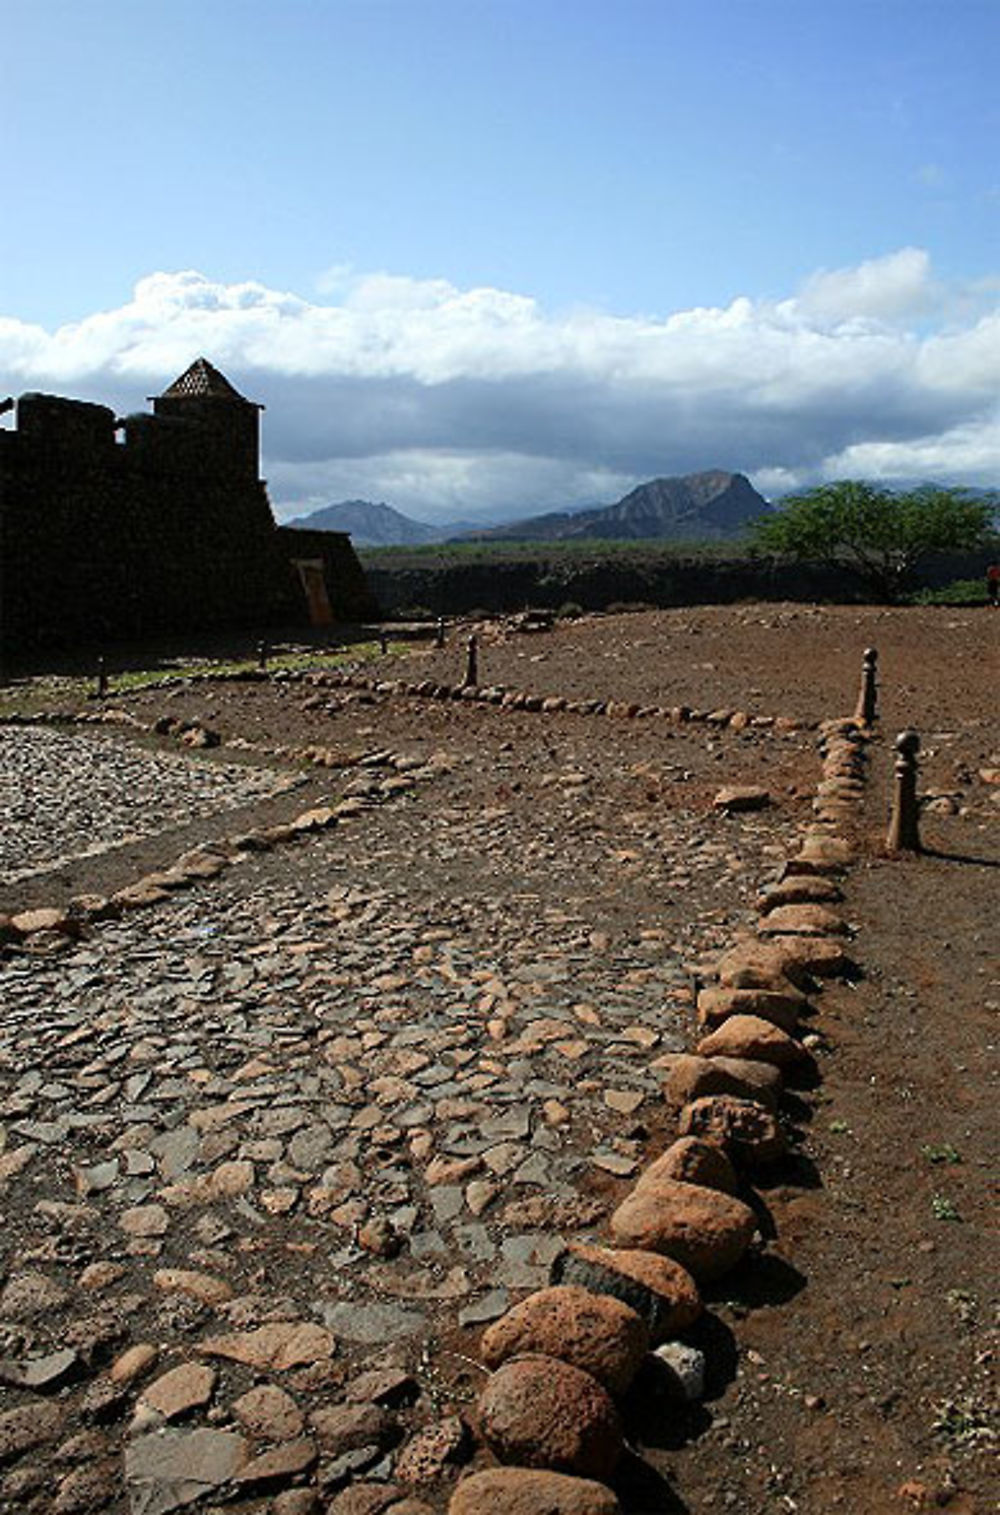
<box><xmin>359</xmin><ymin>535</ymin><xmax>747</xmax><ymax>567</ymax></box>
<box><xmin>945</xmin><ymin>1289</ymin><xmax>978</xmax><ymax>1327</ymax></box>
<box><xmin>909</xmin><ymin>578</ymin><xmax>990</xmax><ymax>606</ymax></box>
<box><xmin>99</xmin><ymin>644</ymin><xmax>386</xmax><ymax>693</ymax></box>
<box><xmin>930</xmin><ymin>1193</ymin><xmax>962</xmax><ymax>1222</ymax></box>
<box><xmin>0</xmin><ymin>644</ymin><xmax>386</xmax><ymax>715</ymax></box>
<box><xmin>751</xmin><ymin>481</ymin><xmax>995</xmax><ymax>600</ymax></box>
<box><xmin>922</xmin><ymin>1142</ymin><xmax>962</xmax><ymax>1164</ymax></box>
<box><xmin>932</xmin><ymin>1393</ymin><xmax>997</xmax><ymax>1449</ymax></box>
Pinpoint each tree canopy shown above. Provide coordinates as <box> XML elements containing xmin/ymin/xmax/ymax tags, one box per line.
<box><xmin>751</xmin><ymin>481</ymin><xmax>995</xmax><ymax>599</ymax></box>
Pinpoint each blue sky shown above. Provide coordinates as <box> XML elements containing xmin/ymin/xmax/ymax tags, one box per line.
<box><xmin>3</xmin><ymin>0</ymin><xmax>999</xmax><ymax>520</ymax></box>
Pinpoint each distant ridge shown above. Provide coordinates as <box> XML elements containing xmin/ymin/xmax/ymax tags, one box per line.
<box><xmin>462</xmin><ymin>471</ymin><xmax>770</xmax><ymax>542</ymax></box>
<box><xmin>285</xmin><ymin>499</ymin><xmax>444</xmax><ymax>546</ymax></box>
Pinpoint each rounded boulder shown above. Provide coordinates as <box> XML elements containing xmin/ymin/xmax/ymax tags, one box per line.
<box><xmin>656</xmin><ymin>1052</ymin><xmax>782</xmax><ymax>1110</ymax></box>
<box><xmin>550</xmin><ymin>1243</ymin><xmax>701</xmax><ymax>1344</ymax></box>
<box><xmin>477</xmin><ymin>1355</ymin><xmax>622</xmax><ymax>1480</ymax></box>
<box><xmin>449</xmin><ymin>1467</ymin><xmax>621</xmax><ymax>1514</ymax></box>
<box><xmin>609</xmin><ymin>1178</ymin><xmax>757</xmax><ymax>1281</ymax></box>
<box><xmin>480</xmin><ymin>1286</ymin><xmax>648</xmax><ymax>1396</ymax></box>
<box><xmin>639</xmin><ymin>1137</ymin><xmax>739</xmax><ymax>1195</ymax></box>
<box><xmin>696</xmin><ymin>1014</ymin><xmax>810</xmax><ymax>1072</ymax></box>
<box><xmin>695</xmin><ymin>984</ymin><xmax>805</xmax><ymax>1034</ymax></box>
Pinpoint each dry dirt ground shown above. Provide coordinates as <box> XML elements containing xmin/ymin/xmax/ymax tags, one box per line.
<box><xmin>0</xmin><ymin>604</ymin><xmax>996</xmax><ymax>1515</ymax></box>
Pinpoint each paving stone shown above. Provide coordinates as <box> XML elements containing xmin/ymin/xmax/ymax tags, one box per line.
<box><xmin>0</xmin><ymin>697</ymin><xmax>810</xmax><ymax>1509</ymax></box>
<box><xmin>198</xmin><ymin>1322</ymin><xmax>335</xmax><ymax>1371</ymax></box>
<box><xmin>320</xmin><ymin>1302</ymin><xmax>427</xmax><ymax>1344</ymax></box>
<box><xmin>0</xmin><ymin>1401</ymin><xmax>63</xmax><ymax>1463</ymax></box>
<box><xmin>136</xmin><ymin>1362</ymin><xmax>217</xmax><ymax>1424</ymax></box>
<box><xmin>124</xmin><ymin>1427</ymin><xmax>248</xmax><ymax>1515</ymax></box>
<box><xmin>232</xmin><ymin>1383</ymin><xmax>305</xmax><ymax>1441</ymax></box>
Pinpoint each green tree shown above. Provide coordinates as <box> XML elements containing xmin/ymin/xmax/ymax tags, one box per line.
<box><xmin>751</xmin><ymin>481</ymin><xmax>994</xmax><ymax>600</ymax></box>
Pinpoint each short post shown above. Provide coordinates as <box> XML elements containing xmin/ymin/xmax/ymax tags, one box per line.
<box><xmin>435</xmin><ymin>617</ymin><xmax>446</xmax><ymax>649</ymax></box>
<box><xmin>854</xmin><ymin>646</ymin><xmax>878</xmax><ymax>726</ymax></box>
<box><xmin>463</xmin><ymin>633</ymin><xmax>479</xmax><ymax>689</ymax></box>
<box><xmin>886</xmin><ymin>729</ymin><xmax>921</xmax><ymax>853</ymax></box>
<box><xmin>257</xmin><ymin>640</ymin><xmax>269</xmax><ymax>672</ymax></box>
<box><xmin>378</xmin><ymin>629</ymin><xmax>388</xmax><ymax>656</ymax></box>
<box><xmin>96</xmin><ymin>656</ymin><xmax>108</xmax><ymax>699</ymax></box>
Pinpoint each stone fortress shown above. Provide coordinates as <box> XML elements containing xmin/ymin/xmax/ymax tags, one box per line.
<box><xmin>0</xmin><ymin>358</ymin><xmax>375</xmax><ymax>652</ymax></box>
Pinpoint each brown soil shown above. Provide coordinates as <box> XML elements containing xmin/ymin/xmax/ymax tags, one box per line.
<box><xmin>3</xmin><ymin>603</ymin><xmax>997</xmax><ymax>1514</ymax></box>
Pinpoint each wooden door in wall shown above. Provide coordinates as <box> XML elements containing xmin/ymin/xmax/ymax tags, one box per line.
<box><xmin>293</xmin><ymin>559</ymin><xmax>334</xmax><ymax>626</ymax></box>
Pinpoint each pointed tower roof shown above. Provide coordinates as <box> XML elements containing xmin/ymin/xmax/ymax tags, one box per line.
<box><xmin>159</xmin><ymin>358</ymin><xmax>250</xmax><ymax>402</ymax></box>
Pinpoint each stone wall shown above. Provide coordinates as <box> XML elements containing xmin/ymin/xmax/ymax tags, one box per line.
<box><xmin>0</xmin><ymin>377</ymin><xmax>374</xmax><ymax>652</ymax></box>
<box><xmin>362</xmin><ymin>545</ymin><xmax>1000</xmax><ymax>618</ymax></box>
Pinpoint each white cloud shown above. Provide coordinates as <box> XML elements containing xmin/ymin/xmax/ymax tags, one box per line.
<box><xmin>1</xmin><ymin>251</ymin><xmax>998</xmax><ymax>519</ymax></box>
<box><xmin>821</xmin><ymin>409</ymin><xmax>1000</xmax><ymax>485</ymax></box>
<box><xmin>793</xmin><ymin>247</ymin><xmax>938</xmax><ymax>324</ymax></box>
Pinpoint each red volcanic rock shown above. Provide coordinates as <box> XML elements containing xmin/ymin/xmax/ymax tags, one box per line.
<box><xmin>758</xmin><ymin>904</ymin><xmax>848</xmax><ymax>937</ymax></box>
<box><xmin>713</xmin><ymin>786</ymin><xmax>771</xmax><ymax>813</ymax></box>
<box><xmin>609</xmin><ymin>1178</ymin><xmax>757</xmax><ymax>1280</ymax></box>
<box><xmin>713</xmin><ymin>941</ymin><xmax>812</xmax><ymax>991</ymax></box>
<box><xmin>549</xmin><ymin>1244</ymin><xmax>701</xmax><ymax>1344</ymax></box>
<box><xmin>639</xmin><ymin>1137</ymin><xmax>739</xmax><ymax>1195</ymax></box>
<box><xmin>757</xmin><ymin>877</ymin><xmax>843</xmax><ymax>913</ymax></box>
<box><xmin>449</xmin><ymin>1467</ymin><xmax>621</xmax><ymax>1514</ymax></box>
<box><xmin>764</xmin><ymin>935</ymin><xmax>854</xmax><ymax>979</ymax></box>
<box><xmin>695</xmin><ymin>985</ymin><xmax>806</xmax><ymax>1034</ymax></box>
<box><xmin>477</xmin><ymin>1355</ymin><xmax>622</xmax><ymax>1480</ymax></box>
<box><xmin>480</xmin><ymin>1286</ymin><xmax>648</xmax><ymax>1396</ymax></box>
<box><xmin>696</xmin><ymin>1014</ymin><xmax>809</xmax><ymax>1072</ymax></box>
<box><xmin>655</xmin><ymin>1052</ymin><xmax>782</xmax><ymax>1109</ymax></box>
<box><xmin>678</xmin><ymin>1095</ymin><xmax>787</xmax><ymax>1166</ymax></box>
<box><xmin>786</xmin><ymin>832</ymin><xmax>854</xmax><ymax>873</ymax></box>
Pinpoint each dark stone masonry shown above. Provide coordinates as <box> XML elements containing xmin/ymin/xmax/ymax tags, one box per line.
<box><xmin>0</xmin><ymin>358</ymin><xmax>375</xmax><ymax>651</ymax></box>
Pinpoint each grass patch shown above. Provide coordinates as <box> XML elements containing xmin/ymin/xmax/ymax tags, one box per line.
<box><xmin>922</xmin><ymin>1142</ymin><xmax>962</xmax><ymax>1164</ymax></box>
<box><xmin>909</xmin><ymin>578</ymin><xmax>990</xmax><ymax>606</ymax></box>
<box><xmin>0</xmin><ymin>644</ymin><xmax>386</xmax><ymax>713</ymax></box>
<box><xmin>930</xmin><ymin>1193</ymin><xmax>962</xmax><ymax>1222</ymax></box>
<box><xmin>359</xmin><ymin>535</ymin><xmax>753</xmax><ymax>568</ymax></box>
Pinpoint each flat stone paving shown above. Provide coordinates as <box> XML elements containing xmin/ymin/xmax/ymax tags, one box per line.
<box><xmin>0</xmin><ymin>726</ymin><xmax>299</xmax><ymax>884</ymax></box>
<box><xmin>0</xmin><ymin>708</ymin><xmax>806</xmax><ymax>1511</ymax></box>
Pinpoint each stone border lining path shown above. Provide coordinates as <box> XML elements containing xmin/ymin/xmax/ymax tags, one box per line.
<box><xmin>439</xmin><ymin>703</ymin><xmax>874</xmax><ymax>1511</ymax></box>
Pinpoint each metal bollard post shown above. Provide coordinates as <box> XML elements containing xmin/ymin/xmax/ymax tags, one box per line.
<box><xmin>379</xmin><ymin>630</ymin><xmax>388</xmax><ymax>656</ymax></box>
<box><xmin>463</xmin><ymin>633</ymin><xmax>479</xmax><ymax>689</ymax></box>
<box><xmin>854</xmin><ymin>646</ymin><xmax>878</xmax><ymax>726</ymax></box>
<box><xmin>435</xmin><ymin>617</ymin><xmax>446</xmax><ymax>649</ymax></box>
<box><xmin>886</xmin><ymin>729</ymin><xmax>921</xmax><ymax>852</ymax></box>
<box><xmin>257</xmin><ymin>640</ymin><xmax>269</xmax><ymax>672</ymax></box>
<box><xmin>96</xmin><ymin>656</ymin><xmax>108</xmax><ymax>699</ymax></box>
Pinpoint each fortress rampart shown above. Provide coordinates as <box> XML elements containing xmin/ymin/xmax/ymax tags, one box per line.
<box><xmin>0</xmin><ymin>359</ymin><xmax>375</xmax><ymax>651</ymax></box>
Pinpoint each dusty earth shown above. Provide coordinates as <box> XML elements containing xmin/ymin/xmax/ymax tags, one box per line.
<box><xmin>0</xmin><ymin>603</ymin><xmax>996</xmax><ymax>1515</ymax></box>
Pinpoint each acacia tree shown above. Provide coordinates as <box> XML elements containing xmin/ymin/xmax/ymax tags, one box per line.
<box><xmin>751</xmin><ymin>480</ymin><xmax>994</xmax><ymax>600</ymax></box>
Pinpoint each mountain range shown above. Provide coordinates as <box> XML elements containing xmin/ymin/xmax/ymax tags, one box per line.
<box><xmin>284</xmin><ymin>471</ymin><xmax>771</xmax><ymax>546</ymax></box>
<box><xmin>282</xmin><ymin>499</ymin><xmax>460</xmax><ymax>546</ymax></box>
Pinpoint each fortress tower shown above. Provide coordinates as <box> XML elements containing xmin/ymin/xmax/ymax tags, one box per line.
<box><xmin>0</xmin><ymin>360</ymin><xmax>376</xmax><ymax>650</ymax></box>
<box><xmin>124</xmin><ymin>357</ymin><xmax>263</xmax><ymax>482</ymax></box>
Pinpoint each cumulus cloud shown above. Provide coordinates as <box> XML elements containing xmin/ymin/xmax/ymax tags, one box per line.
<box><xmin>1</xmin><ymin>250</ymin><xmax>998</xmax><ymax>520</ymax></box>
<box><xmin>794</xmin><ymin>247</ymin><xmax>939</xmax><ymax>323</ymax></box>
